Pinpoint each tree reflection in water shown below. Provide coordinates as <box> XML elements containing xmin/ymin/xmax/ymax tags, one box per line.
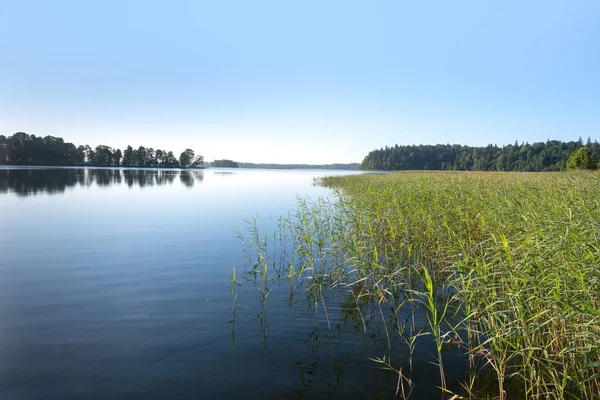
<box><xmin>0</xmin><ymin>168</ymin><xmax>204</xmax><ymax>196</ymax></box>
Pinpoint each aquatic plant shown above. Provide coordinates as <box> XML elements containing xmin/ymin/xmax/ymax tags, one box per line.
<box><xmin>235</xmin><ymin>171</ymin><xmax>600</xmax><ymax>399</ymax></box>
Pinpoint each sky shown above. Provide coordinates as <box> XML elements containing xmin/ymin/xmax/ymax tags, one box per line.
<box><xmin>1</xmin><ymin>0</ymin><xmax>599</xmax><ymax>164</ymax></box>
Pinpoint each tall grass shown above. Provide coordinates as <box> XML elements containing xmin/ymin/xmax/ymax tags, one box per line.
<box><xmin>236</xmin><ymin>171</ymin><xmax>600</xmax><ymax>399</ymax></box>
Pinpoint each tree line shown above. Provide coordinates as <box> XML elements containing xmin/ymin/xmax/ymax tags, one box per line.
<box><xmin>360</xmin><ymin>138</ymin><xmax>600</xmax><ymax>171</ymax></box>
<box><xmin>210</xmin><ymin>159</ymin><xmax>239</xmax><ymax>168</ymax></box>
<box><xmin>0</xmin><ymin>132</ymin><xmax>204</xmax><ymax>168</ymax></box>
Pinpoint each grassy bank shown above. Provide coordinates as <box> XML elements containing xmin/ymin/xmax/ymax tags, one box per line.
<box><xmin>238</xmin><ymin>171</ymin><xmax>600</xmax><ymax>398</ymax></box>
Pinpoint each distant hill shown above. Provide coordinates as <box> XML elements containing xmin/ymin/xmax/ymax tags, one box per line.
<box><xmin>232</xmin><ymin>162</ymin><xmax>360</xmax><ymax>170</ymax></box>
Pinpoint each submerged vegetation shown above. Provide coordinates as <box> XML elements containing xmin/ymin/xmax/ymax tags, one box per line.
<box><xmin>235</xmin><ymin>171</ymin><xmax>600</xmax><ymax>399</ymax></box>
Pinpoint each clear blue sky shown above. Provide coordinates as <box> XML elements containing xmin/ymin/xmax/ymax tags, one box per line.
<box><xmin>1</xmin><ymin>0</ymin><xmax>599</xmax><ymax>163</ymax></box>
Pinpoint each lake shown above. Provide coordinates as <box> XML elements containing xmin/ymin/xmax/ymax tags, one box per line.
<box><xmin>0</xmin><ymin>167</ymin><xmax>466</xmax><ymax>399</ymax></box>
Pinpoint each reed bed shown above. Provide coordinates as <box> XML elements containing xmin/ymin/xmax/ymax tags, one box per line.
<box><xmin>235</xmin><ymin>171</ymin><xmax>600</xmax><ymax>399</ymax></box>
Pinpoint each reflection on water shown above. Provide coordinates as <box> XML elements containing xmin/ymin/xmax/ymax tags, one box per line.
<box><xmin>213</xmin><ymin>171</ymin><xmax>236</xmax><ymax>175</ymax></box>
<box><xmin>2</xmin><ymin>167</ymin><xmax>402</xmax><ymax>399</ymax></box>
<box><xmin>0</xmin><ymin>168</ymin><xmax>204</xmax><ymax>196</ymax></box>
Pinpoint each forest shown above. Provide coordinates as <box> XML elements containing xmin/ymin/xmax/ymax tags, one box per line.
<box><xmin>360</xmin><ymin>139</ymin><xmax>600</xmax><ymax>171</ymax></box>
<box><xmin>0</xmin><ymin>132</ymin><xmax>204</xmax><ymax>168</ymax></box>
<box><xmin>210</xmin><ymin>159</ymin><xmax>239</xmax><ymax>168</ymax></box>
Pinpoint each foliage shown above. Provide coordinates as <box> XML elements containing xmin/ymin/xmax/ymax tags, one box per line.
<box><xmin>211</xmin><ymin>159</ymin><xmax>239</xmax><ymax>168</ymax></box>
<box><xmin>179</xmin><ymin>149</ymin><xmax>204</xmax><ymax>168</ymax></box>
<box><xmin>566</xmin><ymin>147</ymin><xmax>594</xmax><ymax>170</ymax></box>
<box><xmin>0</xmin><ymin>132</ymin><xmax>203</xmax><ymax>168</ymax></box>
<box><xmin>361</xmin><ymin>139</ymin><xmax>600</xmax><ymax>171</ymax></box>
<box><xmin>0</xmin><ymin>132</ymin><xmax>82</xmax><ymax>166</ymax></box>
<box><xmin>238</xmin><ymin>171</ymin><xmax>600</xmax><ymax>398</ymax></box>
<box><xmin>179</xmin><ymin>149</ymin><xmax>195</xmax><ymax>168</ymax></box>
<box><xmin>190</xmin><ymin>154</ymin><xmax>205</xmax><ymax>168</ymax></box>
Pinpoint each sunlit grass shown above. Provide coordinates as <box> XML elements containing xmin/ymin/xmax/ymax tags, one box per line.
<box><xmin>237</xmin><ymin>171</ymin><xmax>600</xmax><ymax>399</ymax></box>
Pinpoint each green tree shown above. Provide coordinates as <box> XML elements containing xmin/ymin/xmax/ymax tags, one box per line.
<box><xmin>83</xmin><ymin>145</ymin><xmax>95</xmax><ymax>166</ymax></box>
<box><xmin>212</xmin><ymin>159</ymin><xmax>238</xmax><ymax>168</ymax></box>
<box><xmin>191</xmin><ymin>154</ymin><xmax>204</xmax><ymax>168</ymax></box>
<box><xmin>113</xmin><ymin>149</ymin><xmax>122</xmax><ymax>166</ymax></box>
<box><xmin>93</xmin><ymin>145</ymin><xmax>115</xmax><ymax>166</ymax></box>
<box><xmin>122</xmin><ymin>145</ymin><xmax>134</xmax><ymax>167</ymax></box>
<box><xmin>179</xmin><ymin>149</ymin><xmax>195</xmax><ymax>168</ymax></box>
<box><xmin>567</xmin><ymin>147</ymin><xmax>593</xmax><ymax>170</ymax></box>
<box><xmin>136</xmin><ymin>146</ymin><xmax>148</xmax><ymax>167</ymax></box>
<box><xmin>163</xmin><ymin>151</ymin><xmax>179</xmax><ymax>168</ymax></box>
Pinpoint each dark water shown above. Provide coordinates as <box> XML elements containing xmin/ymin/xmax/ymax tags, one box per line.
<box><xmin>0</xmin><ymin>167</ymin><xmax>466</xmax><ymax>399</ymax></box>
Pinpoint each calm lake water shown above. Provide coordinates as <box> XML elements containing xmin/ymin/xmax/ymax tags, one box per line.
<box><xmin>0</xmin><ymin>167</ymin><xmax>466</xmax><ymax>399</ymax></box>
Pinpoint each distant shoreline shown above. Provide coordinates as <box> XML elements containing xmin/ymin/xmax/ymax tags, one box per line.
<box><xmin>233</xmin><ymin>162</ymin><xmax>360</xmax><ymax>170</ymax></box>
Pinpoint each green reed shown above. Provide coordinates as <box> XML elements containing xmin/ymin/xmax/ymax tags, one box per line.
<box><xmin>235</xmin><ymin>171</ymin><xmax>600</xmax><ymax>399</ymax></box>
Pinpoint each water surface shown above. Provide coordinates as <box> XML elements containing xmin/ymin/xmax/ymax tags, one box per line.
<box><xmin>0</xmin><ymin>167</ymin><xmax>463</xmax><ymax>399</ymax></box>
